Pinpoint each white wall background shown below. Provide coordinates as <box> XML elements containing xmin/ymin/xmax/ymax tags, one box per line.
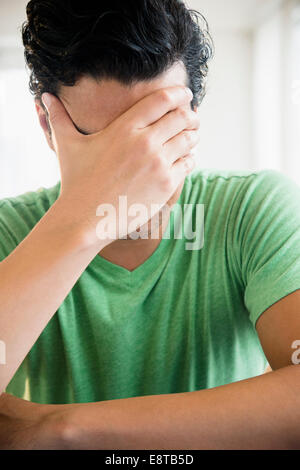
<box><xmin>0</xmin><ymin>0</ymin><xmax>299</xmax><ymax>198</ymax></box>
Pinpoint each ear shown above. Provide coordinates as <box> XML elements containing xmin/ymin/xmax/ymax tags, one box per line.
<box><xmin>34</xmin><ymin>98</ymin><xmax>55</xmax><ymax>151</ymax></box>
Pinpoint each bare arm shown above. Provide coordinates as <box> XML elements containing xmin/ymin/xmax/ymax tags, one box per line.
<box><xmin>0</xmin><ymin>200</ymin><xmax>104</xmax><ymax>395</ymax></box>
<box><xmin>1</xmin><ymin>366</ymin><xmax>298</xmax><ymax>450</ymax></box>
<box><xmin>39</xmin><ymin>291</ymin><xmax>300</xmax><ymax>450</ymax></box>
<box><xmin>1</xmin><ymin>292</ymin><xmax>299</xmax><ymax>450</ymax></box>
<box><xmin>0</xmin><ymin>393</ymin><xmax>52</xmax><ymax>449</ymax></box>
<box><xmin>0</xmin><ymin>86</ymin><xmax>198</xmax><ymax>394</ymax></box>
<box><xmin>60</xmin><ymin>364</ymin><xmax>300</xmax><ymax>450</ymax></box>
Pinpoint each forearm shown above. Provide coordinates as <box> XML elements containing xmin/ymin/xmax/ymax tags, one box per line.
<box><xmin>0</xmin><ymin>393</ymin><xmax>64</xmax><ymax>449</ymax></box>
<box><xmin>0</xmin><ymin>196</ymin><xmax>104</xmax><ymax>393</ymax></box>
<box><xmin>63</xmin><ymin>365</ymin><xmax>300</xmax><ymax>450</ymax></box>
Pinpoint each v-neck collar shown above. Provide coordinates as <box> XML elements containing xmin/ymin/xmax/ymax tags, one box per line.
<box><xmin>88</xmin><ymin>181</ymin><xmax>187</xmax><ymax>282</ymax></box>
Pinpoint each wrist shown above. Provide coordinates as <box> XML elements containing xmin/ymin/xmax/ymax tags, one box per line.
<box><xmin>0</xmin><ymin>394</ymin><xmax>59</xmax><ymax>450</ymax></box>
<box><xmin>50</xmin><ymin>195</ymin><xmax>111</xmax><ymax>254</ymax></box>
<box><xmin>36</xmin><ymin>404</ymin><xmax>74</xmax><ymax>450</ymax></box>
<box><xmin>42</xmin><ymin>403</ymin><xmax>107</xmax><ymax>449</ymax></box>
<box><xmin>41</xmin><ymin>405</ymin><xmax>89</xmax><ymax>450</ymax></box>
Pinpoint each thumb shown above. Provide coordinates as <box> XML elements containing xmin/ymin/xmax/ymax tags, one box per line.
<box><xmin>41</xmin><ymin>93</ymin><xmax>77</xmax><ymax>148</ymax></box>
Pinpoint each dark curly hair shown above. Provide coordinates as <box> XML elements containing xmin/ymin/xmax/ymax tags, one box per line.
<box><xmin>22</xmin><ymin>0</ymin><xmax>213</xmax><ymax>109</ymax></box>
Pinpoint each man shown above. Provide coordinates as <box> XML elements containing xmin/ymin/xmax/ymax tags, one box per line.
<box><xmin>0</xmin><ymin>0</ymin><xmax>300</xmax><ymax>450</ymax></box>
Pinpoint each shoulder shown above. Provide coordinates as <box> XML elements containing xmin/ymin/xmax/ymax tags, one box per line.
<box><xmin>0</xmin><ymin>182</ymin><xmax>61</xmax><ymax>259</ymax></box>
<box><xmin>184</xmin><ymin>168</ymin><xmax>258</xmax><ymax>203</ymax></box>
<box><xmin>184</xmin><ymin>168</ymin><xmax>300</xmax><ymax>208</ymax></box>
<box><xmin>182</xmin><ymin>169</ymin><xmax>300</xmax><ymax>250</ymax></box>
<box><xmin>186</xmin><ymin>167</ymin><xmax>295</xmax><ymax>190</ymax></box>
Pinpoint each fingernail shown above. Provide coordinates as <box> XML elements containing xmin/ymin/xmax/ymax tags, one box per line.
<box><xmin>41</xmin><ymin>93</ymin><xmax>51</xmax><ymax>109</ymax></box>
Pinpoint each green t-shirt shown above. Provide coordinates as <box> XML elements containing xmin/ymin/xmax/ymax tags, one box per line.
<box><xmin>2</xmin><ymin>169</ymin><xmax>300</xmax><ymax>404</ymax></box>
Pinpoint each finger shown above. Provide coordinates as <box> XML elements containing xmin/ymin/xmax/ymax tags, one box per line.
<box><xmin>149</xmin><ymin>106</ymin><xmax>200</xmax><ymax>144</ymax></box>
<box><xmin>41</xmin><ymin>93</ymin><xmax>79</xmax><ymax>148</ymax></box>
<box><xmin>171</xmin><ymin>153</ymin><xmax>196</xmax><ymax>186</ymax></box>
<box><xmin>118</xmin><ymin>86</ymin><xmax>194</xmax><ymax>129</ymax></box>
<box><xmin>164</xmin><ymin>130</ymin><xmax>200</xmax><ymax>164</ymax></box>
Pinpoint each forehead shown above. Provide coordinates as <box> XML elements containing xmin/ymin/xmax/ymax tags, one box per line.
<box><xmin>59</xmin><ymin>62</ymin><xmax>188</xmax><ymax>134</ymax></box>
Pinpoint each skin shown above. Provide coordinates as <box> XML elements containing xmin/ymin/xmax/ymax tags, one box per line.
<box><xmin>36</xmin><ymin>61</ymin><xmax>195</xmax><ymax>270</ymax></box>
<box><xmin>0</xmin><ymin>62</ymin><xmax>198</xmax><ymax>395</ymax></box>
<box><xmin>0</xmin><ymin>60</ymin><xmax>199</xmax><ymax>448</ymax></box>
<box><xmin>0</xmin><ymin>62</ymin><xmax>300</xmax><ymax>449</ymax></box>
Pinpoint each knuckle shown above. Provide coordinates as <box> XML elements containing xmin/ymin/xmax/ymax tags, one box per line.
<box><xmin>151</xmin><ymin>154</ymin><xmax>165</xmax><ymax>173</ymax></box>
<box><xmin>182</xmin><ymin>156</ymin><xmax>195</xmax><ymax>174</ymax></box>
<box><xmin>159</xmin><ymin>89</ymin><xmax>172</xmax><ymax>105</ymax></box>
<box><xmin>177</xmin><ymin>107</ymin><xmax>190</xmax><ymax>122</ymax></box>
<box><xmin>182</xmin><ymin>130</ymin><xmax>194</xmax><ymax>147</ymax></box>
<box><xmin>140</xmin><ymin>135</ymin><xmax>155</xmax><ymax>155</ymax></box>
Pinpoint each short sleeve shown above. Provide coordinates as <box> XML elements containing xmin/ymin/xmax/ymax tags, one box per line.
<box><xmin>237</xmin><ymin>170</ymin><xmax>300</xmax><ymax>327</ymax></box>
